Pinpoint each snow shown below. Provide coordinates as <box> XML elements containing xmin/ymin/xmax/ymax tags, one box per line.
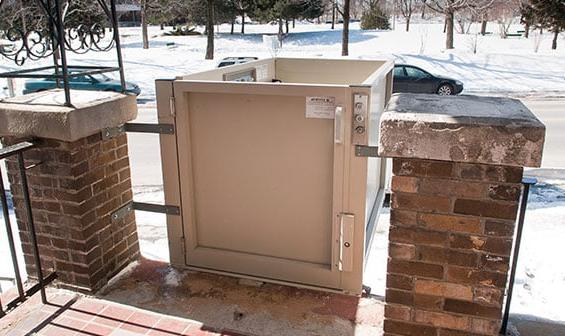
<box><xmin>2</xmin><ymin>21</ymin><xmax>565</xmax><ymax>101</ymax></box>
<box><xmin>1</xmin><ymin>19</ymin><xmax>565</xmax><ymax>326</ymax></box>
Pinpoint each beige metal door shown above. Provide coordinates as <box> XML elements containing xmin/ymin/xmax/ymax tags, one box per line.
<box><xmin>173</xmin><ymin>83</ymin><xmax>348</xmax><ymax>290</ymax></box>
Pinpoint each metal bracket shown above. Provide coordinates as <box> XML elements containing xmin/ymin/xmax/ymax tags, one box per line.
<box><xmin>132</xmin><ymin>202</ymin><xmax>181</xmax><ymax>215</ymax></box>
<box><xmin>102</xmin><ymin>125</ymin><xmax>126</xmax><ymax>140</ymax></box>
<box><xmin>102</xmin><ymin>123</ymin><xmax>175</xmax><ymax>140</ymax></box>
<box><xmin>112</xmin><ymin>201</ymin><xmax>181</xmax><ymax>222</ymax></box>
<box><xmin>355</xmin><ymin>145</ymin><xmax>380</xmax><ymax>158</ymax></box>
<box><xmin>111</xmin><ymin>202</ymin><xmax>133</xmax><ymax>222</ymax></box>
<box><xmin>124</xmin><ymin>123</ymin><xmax>175</xmax><ymax>135</ymax></box>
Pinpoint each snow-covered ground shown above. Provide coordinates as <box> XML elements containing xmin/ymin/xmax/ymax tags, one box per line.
<box><xmin>2</xmin><ymin>21</ymin><xmax>565</xmax><ymax>101</ymax></box>
<box><xmin>1</xmin><ymin>20</ymin><xmax>565</xmax><ymax>326</ymax></box>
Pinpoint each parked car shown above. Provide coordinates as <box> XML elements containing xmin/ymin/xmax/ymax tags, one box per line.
<box><xmin>217</xmin><ymin>56</ymin><xmax>258</xmax><ymax>68</ymax></box>
<box><xmin>393</xmin><ymin>64</ymin><xmax>464</xmax><ymax>95</ymax></box>
<box><xmin>23</xmin><ymin>72</ymin><xmax>141</xmax><ymax>96</ymax></box>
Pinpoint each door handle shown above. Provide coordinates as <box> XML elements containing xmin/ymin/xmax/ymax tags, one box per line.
<box><xmin>334</xmin><ymin>106</ymin><xmax>344</xmax><ymax>144</ymax></box>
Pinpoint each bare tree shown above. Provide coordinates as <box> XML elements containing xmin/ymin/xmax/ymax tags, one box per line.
<box><xmin>399</xmin><ymin>0</ymin><xmax>414</xmax><ymax>31</ymax></box>
<box><xmin>141</xmin><ymin>0</ymin><xmax>149</xmax><ymax>49</ymax></box>
<box><xmin>426</xmin><ymin>0</ymin><xmax>493</xmax><ymax>49</ymax></box>
<box><xmin>205</xmin><ymin>0</ymin><xmax>214</xmax><ymax>59</ymax></box>
<box><xmin>342</xmin><ymin>0</ymin><xmax>351</xmax><ymax>55</ymax></box>
<box><xmin>490</xmin><ymin>0</ymin><xmax>520</xmax><ymax>38</ymax></box>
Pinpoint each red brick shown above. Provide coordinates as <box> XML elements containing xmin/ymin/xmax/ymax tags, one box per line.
<box><xmin>392</xmin><ymin>176</ymin><xmax>419</xmax><ymax>193</ymax></box>
<box><xmin>414</xmin><ymin>294</ymin><xmax>443</xmax><ymax>311</ymax></box>
<box><xmin>394</xmin><ymin>158</ymin><xmax>454</xmax><ymax>179</ymax></box>
<box><xmin>388</xmin><ymin>260</ymin><xmax>444</xmax><ymax>279</ymax></box>
<box><xmin>453</xmin><ymin>199</ymin><xmax>518</xmax><ymax>220</ymax></box>
<box><xmin>456</xmin><ymin>163</ymin><xmax>523</xmax><ymax>183</ymax></box>
<box><xmin>385</xmin><ymin>304</ymin><xmax>412</xmax><ymax>321</ymax></box>
<box><xmin>390</xmin><ymin>226</ymin><xmax>448</xmax><ymax>247</ymax></box>
<box><xmin>438</xmin><ymin>329</ymin><xmax>485</xmax><ymax>336</ymax></box>
<box><xmin>478</xmin><ymin>254</ymin><xmax>510</xmax><ymax>272</ymax></box>
<box><xmin>419</xmin><ymin>213</ymin><xmax>482</xmax><ymax>234</ymax></box>
<box><xmin>392</xmin><ymin>193</ymin><xmax>452</xmax><ymax>213</ymax></box>
<box><xmin>386</xmin><ymin>289</ymin><xmax>414</xmax><ymax>305</ymax></box>
<box><xmin>473</xmin><ymin>287</ymin><xmax>503</xmax><ymax>307</ymax></box>
<box><xmin>488</xmin><ymin>184</ymin><xmax>521</xmax><ymax>201</ymax></box>
<box><xmin>387</xmin><ymin>274</ymin><xmax>414</xmax><ymax>291</ymax></box>
<box><xmin>390</xmin><ymin>243</ymin><xmax>416</xmax><ymax>260</ymax></box>
<box><xmin>450</xmin><ymin>235</ymin><xmax>512</xmax><ymax>256</ymax></box>
<box><xmin>419</xmin><ymin>178</ymin><xmax>485</xmax><ymax>198</ymax></box>
<box><xmin>384</xmin><ymin>319</ymin><xmax>438</xmax><ymax>336</ymax></box>
<box><xmin>484</xmin><ymin>220</ymin><xmax>515</xmax><ymax>237</ymax></box>
<box><xmin>470</xmin><ymin>318</ymin><xmax>501</xmax><ymax>335</ymax></box>
<box><xmin>446</xmin><ymin>266</ymin><xmax>507</xmax><ymax>288</ymax></box>
<box><xmin>444</xmin><ymin>299</ymin><xmax>502</xmax><ymax>319</ymax></box>
<box><xmin>414</xmin><ymin>310</ymin><xmax>470</xmax><ymax>331</ymax></box>
<box><xmin>391</xmin><ymin>209</ymin><xmax>418</xmax><ymax>226</ymax></box>
<box><xmin>414</xmin><ymin>280</ymin><xmax>473</xmax><ymax>301</ymax></box>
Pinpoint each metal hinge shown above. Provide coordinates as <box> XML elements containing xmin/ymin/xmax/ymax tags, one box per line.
<box><xmin>112</xmin><ymin>201</ymin><xmax>181</xmax><ymax>222</ymax></box>
<box><xmin>355</xmin><ymin>145</ymin><xmax>380</xmax><ymax>158</ymax></box>
<box><xmin>180</xmin><ymin>236</ymin><xmax>186</xmax><ymax>255</ymax></box>
<box><xmin>169</xmin><ymin>96</ymin><xmax>176</xmax><ymax>117</ymax></box>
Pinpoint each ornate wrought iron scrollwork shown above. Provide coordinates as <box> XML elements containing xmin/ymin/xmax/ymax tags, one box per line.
<box><xmin>0</xmin><ymin>0</ymin><xmax>126</xmax><ymax>107</ymax></box>
<box><xmin>64</xmin><ymin>23</ymin><xmax>115</xmax><ymax>55</ymax></box>
<box><xmin>1</xmin><ymin>28</ymin><xmax>55</xmax><ymax>66</ymax></box>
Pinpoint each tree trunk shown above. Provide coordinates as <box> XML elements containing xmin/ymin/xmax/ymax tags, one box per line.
<box><xmin>342</xmin><ymin>0</ymin><xmax>350</xmax><ymax>56</ymax></box>
<box><xmin>285</xmin><ymin>19</ymin><xmax>289</xmax><ymax>34</ymax></box>
<box><xmin>481</xmin><ymin>20</ymin><xmax>487</xmax><ymax>35</ymax></box>
<box><xmin>293</xmin><ymin>18</ymin><xmax>295</xmax><ymax>28</ymax></box>
<box><xmin>552</xmin><ymin>28</ymin><xmax>559</xmax><ymax>50</ymax></box>
<box><xmin>421</xmin><ymin>3</ymin><xmax>426</xmax><ymax>19</ymax></box>
<box><xmin>20</xmin><ymin>0</ymin><xmax>27</xmax><ymax>34</ymax></box>
<box><xmin>231</xmin><ymin>17</ymin><xmax>235</xmax><ymax>34</ymax></box>
<box><xmin>443</xmin><ymin>18</ymin><xmax>447</xmax><ymax>33</ymax></box>
<box><xmin>141</xmin><ymin>0</ymin><xmax>149</xmax><ymax>49</ymax></box>
<box><xmin>445</xmin><ymin>11</ymin><xmax>454</xmax><ymax>49</ymax></box>
<box><xmin>278</xmin><ymin>18</ymin><xmax>284</xmax><ymax>47</ymax></box>
<box><xmin>331</xmin><ymin>1</ymin><xmax>336</xmax><ymax>30</ymax></box>
<box><xmin>205</xmin><ymin>0</ymin><xmax>214</xmax><ymax>60</ymax></box>
<box><xmin>241</xmin><ymin>11</ymin><xmax>245</xmax><ymax>34</ymax></box>
<box><xmin>406</xmin><ymin>17</ymin><xmax>410</xmax><ymax>32</ymax></box>
<box><xmin>524</xmin><ymin>22</ymin><xmax>530</xmax><ymax>39</ymax></box>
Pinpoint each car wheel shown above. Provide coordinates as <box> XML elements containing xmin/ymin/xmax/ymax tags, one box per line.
<box><xmin>437</xmin><ymin>84</ymin><xmax>454</xmax><ymax>96</ymax></box>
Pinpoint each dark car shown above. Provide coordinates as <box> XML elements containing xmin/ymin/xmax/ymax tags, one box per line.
<box><xmin>393</xmin><ymin>64</ymin><xmax>463</xmax><ymax>95</ymax></box>
<box><xmin>217</xmin><ymin>57</ymin><xmax>258</xmax><ymax>68</ymax></box>
<box><xmin>24</xmin><ymin>72</ymin><xmax>141</xmax><ymax>96</ymax></box>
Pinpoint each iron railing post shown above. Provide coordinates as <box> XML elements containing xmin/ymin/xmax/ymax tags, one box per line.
<box><xmin>0</xmin><ymin>170</ymin><xmax>25</xmax><ymax>302</ymax></box>
<box><xmin>500</xmin><ymin>177</ymin><xmax>536</xmax><ymax>334</ymax></box>
<box><xmin>53</xmin><ymin>0</ymin><xmax>71</xmax><ymax>106</ymax></box>
<box><xmin>110</xmin><ymin>0</ymin><xmax>127</xmax><ymax>93</ymax></box>
<box><xmin>17</xmin><ymin>153</ymin><xmax>47</xmax><ymax>304</ymax></box>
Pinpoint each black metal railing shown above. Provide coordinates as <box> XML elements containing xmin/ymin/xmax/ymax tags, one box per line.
<box><xmin>500</xmin><ymin>177</ymin><xmax>537</xmax><ymax>334</ymax></box>
<box><xmin>0</xmin><ymin>141</ymin><xmax>57</xmax><ymax>318</ymax></box>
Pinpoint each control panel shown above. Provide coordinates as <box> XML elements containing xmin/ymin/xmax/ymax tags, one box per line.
<box><xmin>352</xmin><ymin>94</ymin><xmax>368</xmax><ymax>145</ymax></box>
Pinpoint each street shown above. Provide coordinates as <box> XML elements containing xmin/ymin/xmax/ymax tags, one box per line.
<box><xmin>522</xmin><ymin>99</ymin><xmax>565</xmax><ymax>170</ymax></box>
<box><xmin>126</xmin><ymin>98</ymin><xmax>565</xmax><ymax>189</ymax></box>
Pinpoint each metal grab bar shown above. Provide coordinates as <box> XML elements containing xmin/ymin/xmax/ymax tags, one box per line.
<box><xmin>0</xmin><ymin>141</ymin><xmax>57</xmax><ymax>317</ymax></box>
<box><xmin>500</xmin><ymin>177</ymin><xmax>537</xmax><ymax>334</ymax></box>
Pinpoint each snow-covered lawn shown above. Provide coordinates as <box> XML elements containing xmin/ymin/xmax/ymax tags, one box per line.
<box><xmin>1</xmin><ymin>19</ymin><xmax>565</xmax><ymax>325</ymax></box>
<box><xmin>2</xmin><ymin>21</ymin><xmax>565</xmax><ymax>101</ymax></box>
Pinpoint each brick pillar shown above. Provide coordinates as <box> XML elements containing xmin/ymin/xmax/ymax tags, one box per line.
<box><xmin>378</xmin><ymin>94</ymin><xmax>546</xmax><ymax>336</ymax></box>
<box><xmin>0</xmin><ymin>90</ymin><xmax>139</xmax><ymax>293</ymax></box>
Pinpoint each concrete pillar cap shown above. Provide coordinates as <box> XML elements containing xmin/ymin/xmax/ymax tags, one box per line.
<box><xmin>378</xmin><ymin>94</ymin><xmax>546</xmax><ymax>168</ymax></box>
<box><xmin>0</xmin><ymin>89</ymin><xmax>137</xmax><ymax>142</ymax></box>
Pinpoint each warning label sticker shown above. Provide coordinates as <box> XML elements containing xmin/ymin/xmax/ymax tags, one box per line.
<box><xmin>305</xmin><ymin>96</ymin><xmax>336</xmax><ymax>119</ymax></box>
